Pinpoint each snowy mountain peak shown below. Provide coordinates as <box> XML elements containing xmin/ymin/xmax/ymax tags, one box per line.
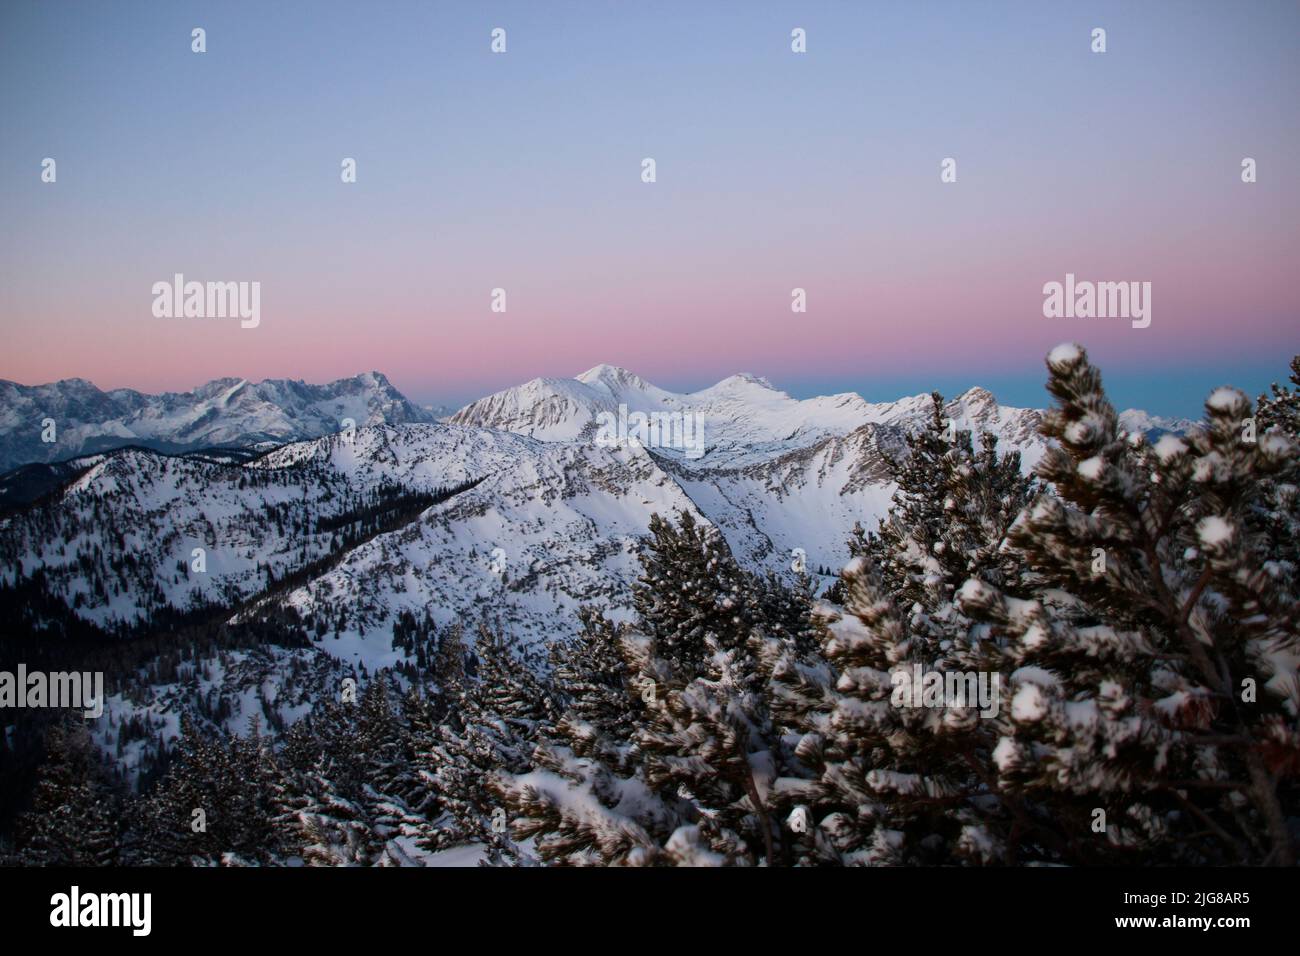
<box><xmin>575</xmin><ymin>364</ymin><xmax>651</xmax><ymax>392</ymax></box>
<box><xmin>703</xmin><ymin>372</ymin><xmax>782</xmax><ymax>396</ymax></box>
<box><xmin>1118</xmin><ymin>408</ymin><xmax>1198</xmax><ymax>438</ymax></box>
<box><xmin>956</xmin><ymin>385</ymin><xmax>997</xmax><ymax>406</ymax></box>
<box><xmin>355</xmin><ymin>370</ymin><xmax>394</xmax><ymax>388</ymax></box>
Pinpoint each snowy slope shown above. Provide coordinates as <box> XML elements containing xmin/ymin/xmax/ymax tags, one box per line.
<box><xmin>1</xmin><ymin>425</ymin><xmax>700</xmax><ymax>653</ymax></box>
<box><xmin>259</xmin><ymin>425</ymin><xmax>705</xmax><ymax>665</ymax></box>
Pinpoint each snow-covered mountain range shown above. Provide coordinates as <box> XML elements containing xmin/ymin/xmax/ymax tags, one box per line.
<box><xmin>2</xmin><ymin>364</ymin><xmax>1195</xmax><ymax>660</ymax></box>
<box><xmin>0</xmin><ymin>371</ymin><xmax>434</xmax><ymax>474</ymax></box>
<box><xmin>452</xmin><ymin>364</ymin><xmax>1039</xmax><ymax>463</ymax></box>
<box><xmin>0</xmin><ymin>363</ymin><xmax>1199</xmax><ymax>775</ymax></box>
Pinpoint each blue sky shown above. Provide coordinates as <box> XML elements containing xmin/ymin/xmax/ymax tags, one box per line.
<box><xmin>1</xmin><ymin>0</ymin><xmax>1296</xmax><ymax>417</ymax></box>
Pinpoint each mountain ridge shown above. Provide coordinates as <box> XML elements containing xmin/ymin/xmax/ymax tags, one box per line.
<box><xmin>1</xmin><ymin>363</ymin><xmax>1195</xmax><ymax>478</ymax></box>
<box><xmin>0</xmin><ymin>371</ymin><xmax>435</xmax><ymax>473</ymax></box>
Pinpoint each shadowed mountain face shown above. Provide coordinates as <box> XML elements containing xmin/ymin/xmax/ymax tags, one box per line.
<box><xmin>0</xmin><ymin>371</ymin><xmax>435</xmax><ymax>473</ymax></box>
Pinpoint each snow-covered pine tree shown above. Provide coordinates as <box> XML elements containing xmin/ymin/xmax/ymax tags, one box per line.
<box><xmin>770</xmin><ymin>554</ymin><xmax>1022</xmax><ymax>865</ymax></box>
<box><xmin>14</xmin><ymin>720</ymin><xmax>120</xmax><ymax>866</ymax></box>
<box><xmin>354</xmin><ymin>678</ymin><xmax>429</xmax><ymax>828</ymax></box>
<box><xmin>633</xmin><ymin>510</ymin><xmax>758</xmax><ymax>671</ymax></box>
<box><xmin>545</xmin><ymin>607</ymin><xmax>642</xmax><ymax>766</ymax></box>
<box><xmin>132</xmin><ymin>716</ymin><xmax>285</xmax><ymax>865</ymax></box>
<box><xmin>623</xmin><ymin>513</ymin><xmax>810</xmax><ymax>865</ymax></box>
<box><xmin>397</xmin><ymin>686</ymin><xmax>442</xmax><ymax>822</ymax></box>
<box><xmin>277</xmin><ymin>682</ymin><xmax>427</xmax><ymax>866</ymax></box>
<box><xmin>488</xmin><ymin>608</ymin><xmax>683</xmax><ymax>864</ymax></box>
<box><xmin>864</xmin><ymin>391</ymin><xmax>1035</xmax><ymax>612</ymax></box>
<box><xmin>223</xmin><ymin>720</ymin><xmax>293</xmax><ymax>866</ymax></box>
<box><xmin>766</xmin><ymin>391</ymin><xmax>1039</xmax><ymax>864</ymax></box>
<box><xmin>494</xmin><ymin>514</ymin><xmax>816</xmax><ymax>866</ymax></box>
<box><xmin>1257</xmin><ymin>354</ymin><xmax>1300</xmax><ymax>438</ymax></box>
<box><xmin>430</xmin><ymin>622</ymin><xmax>469</xmax><ymax>719</ymax></box>
<box><xmin>1253</xmin><ymin>354</ymin><xmax>1300</xmax><ymax>574</ymax></box>
<box><xmin>624</xmin><ymin>627</ymin><xmax>783</xmax><ymax>865</ymax></box>
<box><xmin>864</xmin><ymin>392</ymin><xmax>954</xmax><ymax>600</ymax></box>
<box><xmin>278</xmin><ymin>704</ymin><xmax>378</xmax><ymax>866</ymax></box>
<box><xmin>416</xmin><ymin>625</ymin><xmax>556</xmax><ymax>857</ymax></box>
<box><xmin>957</xmin><ymin>343</ymin><xmax>1300</xmax><ymax>865</ymax></box>
<box><xmin>754</xmin><ymin>569</ymin><xmax>818</xmax><ymax>655</ymax></box>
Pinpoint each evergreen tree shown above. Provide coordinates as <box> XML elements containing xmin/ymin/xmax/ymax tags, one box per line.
<box><xmin>767</xmin><ymin>389</ymin><xmax>1039</xmax><ymax>864</ymax></box>
<box><xmin>1257</xmin><ymin>354</ymin><xmax>1300</xmax><ymax>439</ymax></box>
<box><xmin>624</xmin><ymin>628</ymin><xmax>784</xmax><ymax>865</ymax></box>
<box><xmin>489</xmin><ymin>609</ymin><xmax>681</xmax><ymax>864</ymax></box>
<box><xmin>957</xmin><ymin>343</ymin><xmax>1299</xmax><ymax>864</ymax></box>
<box><xmin>131</xmin><ymin>716</ymin><xmax>286</xmax><ymax>865</ymax></box>
<box><xmin>278</xmin><ymin>680</ymin><xmax>428</xmax><ymax>866</ymax></box>
<box><xmin>14</xmin><ymin>721</ymin><xmax>120</xmax><ymax>866</ymax></box>
<box><xmin>430</xmin><ymin>622</ymin><xmax>469</xmax><ymax>718</ymax></box>
<box><xmin>633</xmin><ymin>511</ymin><xmax>757</xmax><ymax>672</ymax></box>
<box><xmin>864</xmin><ymin>392</ymin><xmax>953</xmax><ymax>597</ymax></box>
<box><xmin>1253</xmin><ymin>354</ymin><xmax>1300</xmax><ymax>573</ymax></box>
<box><xmin>546</xmin><ymin>607</ymin><xmax>643</xmax><ymax>764</ymax></box>
<box><xmin>864</xmin><ymin>391</ymin><xmax>1034</xmax><ymax>611</ymax></box>
<box><xmin>754</xmin><ymin>570</ymin><xmax>819</xmax><ymax>655</ymax></box>
<box><xmin>627</xmin><ymin>529</ymin><xmax>818</xmax><ymax>866</ymax></box>
<box><xmin>495</xmin><ymin>516</ymin><xmax>815</xmax><ymax>865</ymax></box>
<box><xmin>416</xmin><ymin>625</ymin><xmax>556</xmax><ymax>857</ymax></box>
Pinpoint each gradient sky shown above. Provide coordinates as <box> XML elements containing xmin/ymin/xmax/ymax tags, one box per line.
<box><xmin>1</xmin><ymin>0</ymin><xmax>1297</xmax><ymax>416</ymax></box>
